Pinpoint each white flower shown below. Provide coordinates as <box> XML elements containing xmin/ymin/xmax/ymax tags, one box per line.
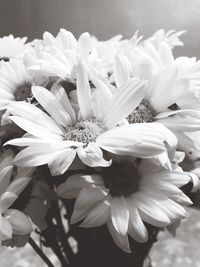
<box><xmin>57</xmin><ymin>158</ymin><xmax>197</xmax><ymax>253</ymax></box>
<box><xmin>0</xmin><ymin>35</ymin><xmax>28</xmax><ymax>60</ymax></box>
<box><xmin>5</xmin><ymin>60</ymin><xmax>169</xmax><ymax>176</ymax></box>
<box><xmin>0</xmin><ymin>149</ymin><xmax>33</xmax><ymax>242</ymax></box>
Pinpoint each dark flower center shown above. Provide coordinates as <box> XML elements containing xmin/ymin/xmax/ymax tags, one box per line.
<box><xmin>102</xmin><ymin>161</ymin><xmax>140</xmax><ymax>197</ymax></box>
<box><xmin>127</xmin><ymin>99</ymin><xmax>156</xmax><ymax>123</ymax></box>
<box><xmin>14</xmin><ymin>83</ymin><xmax>32</xmax><ymax>101</ymax></box>
<box><xmin>64</xmin><ymin>118</ymin><xmax>106</xmax><ymax>145</ymax></box>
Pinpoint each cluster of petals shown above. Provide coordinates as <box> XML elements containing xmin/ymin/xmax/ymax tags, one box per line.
<box><xmin>0</xmin><ymin>149</ymin><xmax>33</xmax><ymax>243</ymax></box>
<box><xmin>1</xmin><ymin>29</ymin><xmax>200</xmax><ymax>253</ymax></box>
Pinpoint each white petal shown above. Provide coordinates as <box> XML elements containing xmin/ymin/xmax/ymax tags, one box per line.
<box><xmin>71</xmin><ymin>184</ymin><xmax>107</xmax><ymax>224</ymax></box>
<box><xmin>107</xmin><ymin>219</ymin><xmax>131</xmax><ymax>253</ymax></box>
<box><xmin>48</xmin><ymin>148</ymin><xmax>76</xmax><ymax>175</ymax></box>
<box><xmin>127</xmin><ymin>201</ymin><xmax>148</xmax><ymax>243</ymax></box>
<box><xmin>6</xmin><ymin>177</ymin><xmax>31</xmax><ymax>195</ymax></box>
<box><xmin>78</xmin><ymin>32</ymin><xmax>91</xmax><ymax>60</ymax></box>
<box><xmin>9</xmin><ymin>116</ymin><xmax>62</xmax><ymax>141</ymax></box>
<box><xmin>111</xmin><ymin>196</ymin><xmax>129</xmax><ymax>236</ymax></box>
<box><xmin>97</xmin><ymin>124</ymin><xmax>166</xmax><ymax>158</ymax></box>
<box><xmin>114</xmin><ymin>55</ymin><xmax>130</xmax><ymax>88</ymax></box>
<box><xmin>7</xmin><ymin>101</ymin><xmax>63</xmax><ymax>135</ymax></box>
<box><xmin>0</xmin><ymin>166</ymin><xmax>14</xmax><ymax>196</ymax></box>
<box><xmin>0</xmin><ymin>192</ymin><xmax>18</xmax><ymax>213</ymax></box>
<box><xmin>0</xmin><ymin>217</ymin><xmax>12</xmax><ymax>241</ymax></box>
<box><xmin>32</xmin><ymin>86</ymin><xmax>72</xmax><ymax>127</ymax></box>
<box><xmin>77</xmin><ymin>143</ymin><xmax>112</xmax><ymax>167</ymax></box>
<box><xmin>104</xmin><ymin>79</ymin><xmax>146</xmax><ymax>128</ymax></box>
<box><xmin>51</xmin><ymin>84</ymin><xmax>76</xmax><ymax>122</ymax></box>
<box><xmin>76</xmin><ymin>60</ymin><xmax>92</xmax><ymax>120</ymax></box>
<box><xmin>80</xmin><ymin>198</ymin><xmax>110</xmax><ymax>228</ymax></box>
<box><xmin>57</xmin><ymin>174</ymin><xmax>103</xmax><ymax>199</ymax></box>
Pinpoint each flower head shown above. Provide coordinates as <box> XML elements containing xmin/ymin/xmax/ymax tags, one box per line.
<box><xmin>57</xmin><ymin>158</ymin><xmax>198</xmax><ymax>253</ymax></box>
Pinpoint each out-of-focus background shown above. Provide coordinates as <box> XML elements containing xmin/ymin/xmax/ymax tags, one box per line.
<box><xmin>0</xmin><ymin>0</ymin><xmax>200</xmax><ymax>57</ymax></box>
<box><xmin>0</xmin><ymin>0</ymin><xmax>200</xmax><ymax>266</ymax></box>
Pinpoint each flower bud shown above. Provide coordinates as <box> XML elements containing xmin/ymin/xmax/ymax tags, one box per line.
<box><xmin>4</xmin><ymin>209</ymin><xmax>33</xmax><ymax>235</ymax></box>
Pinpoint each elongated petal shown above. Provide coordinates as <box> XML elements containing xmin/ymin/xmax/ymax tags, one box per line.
<box><xmin>77</xmin><ymin>60</ymin><xmax>92</xmax><ymax>120</ymax></box>
<box><xmin>48</xmin><ymin>148</ymin><xmax>76</xmax><ymax>175</ymax></box>
<box><xmin>127</xmin><ymin>201</ymin><xmax>148</xmax><ymax>243</ymax></box>
<box><xmin>57</xmin><ymin>174</ymin><xmax>103</xmax><ymax>199</ymax></box>
<box><xmin>51</xmin><ymin>84</ymin><xmax>76</xmax><ymax>122</ymax></box>
<box><xmin>97</xmin><ymin>124</ymin><xmax>166</xmax><ymax>158</ymax></box>
<box><xmin>0</xmin><ymin>166</ymin><xmax>14</xmax><ymax>196</ymax></box>
<box><xmin>0</xmin><ymin>149</ymin><xmax>14</xmax><ymax>173</ymax></box>
<box><xmin>104</xmin><ymin>79</ymin><xmax>146</xmax><ymax>128</ymax></box>
<box><xmin>8</xmin><ymin>116</ymin><xmax>62</xmax><ymax>141</ymax></box>
<box><xmin>80</xmin><ymin>198</ymin><xmax>110</xmax><ymax>228</ymax></box>
<box><xmin>107</xmin><ymin>220</ymin><xmax>131</xmax><ymax>253</ymax></box>
<box><xmin>114</xmin><ymin>55</ymin><xmax>130</xmax><ymax>88</ymax></box>
<box><xmin>71</xmin><ymin>185</ymin><xmax>107</xmax><ymax>224</ymax></box>
<box><xmin>0</xmin><ymin>192</ymin><xmax>18</xmax><ymax>213</ymax></box>
<box><xmin>77</xmin><ymin>143</ymin><xmax>112</xmax><ymax>167</ymax></box>
<box><xmin>111</xmin><ymin>196</ymin><xmax>129</xmax><ymax>236</ymax></box>
<box><xmin>6</xmin><ymin>177</ymin><xmax>31</xmax><ymax>195</ymax></box>
<box><xmin>78</xmin><ymin>32</ymin><xmax>91</xmax><ymax>60</ymax></box>
<box><xmin>7</xmin><ymin>101</ymin><xmax>63</xmax><ymax>135</ymax></box>
<box><xmin>4</xmin><ymin>209</ymin><xmax>33</xmax><ymax>235</ymax></box>
<box><xmin>0</xmin><ymin>217</ymin><xmax>12</xmax><ymax>241</ymax></box>
<box><xmin>32</xmin><ymin>86</ymin><xmax>72</xmax><ymax>127</ymax></box>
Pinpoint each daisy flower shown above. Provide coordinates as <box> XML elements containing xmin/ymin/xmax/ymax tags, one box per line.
<box><xmin>0</xmin><ymin>58</ymin><xmax>51</xmax><ymax>119</ymax></box>
<box><xmin>4</xmin><ymin>60</ymin><xmax>170</xmax><ymax>176</ymax></box>
<box><xmin>112</xmin><ymin>50</ymin><xmax>200</xmax><ymax>157</ymax></box>
<box><xmin>0</xmin><ymin>149</ymin><xmax>33</xmax><ymax>243</ymax></box>
<box><xmin>0</xmin><ymin>35</ymin><xmax>28</xmax><ymax>61</ymax></box>
<box><xmin>57</xmin><ymin>157</ymin><xmax>198</xmax><ymax>253</ymax></box>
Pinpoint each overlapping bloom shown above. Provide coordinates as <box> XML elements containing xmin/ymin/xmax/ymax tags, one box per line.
<box><xmin>4</xmin><ymin>59</ymin><xmax>172</xmax><ymax>175</ymax></box>
<box><xmin>57</xmin><ymin>157</ymin><xmax>198</xmax><ymax>252</ymax></box>
<box><xmin>0</xmin><ymin>149</ymin><xmax>33</xmax><ymax>243</ymax></box>
<box><xmin>0</xmin><ymin>35</ymin><xmax>28</xmax><ymax>60</ymax></box>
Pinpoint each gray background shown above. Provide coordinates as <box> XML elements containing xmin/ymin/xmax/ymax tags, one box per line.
<box><xmin>0</xmin><ymin>0</ymin><xmax>200</xmax><ymax>57</ymax></box>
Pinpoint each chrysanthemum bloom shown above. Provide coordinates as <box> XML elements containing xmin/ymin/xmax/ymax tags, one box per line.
<box><xmin>25</xmin><ymin>28</ymin><xmax>122</xmax><ymax>82</ymax></box>
<box><xmin>57</xmin><ymin>157</ymin><xmax>198</xmax><ymax>253</ymax></box>
<box><xmin>0</xmin><ymin>149</ymin><xmax>33</xmax><ymax>243</ymax></box>
<box><xmin>4</xmin><ymin>60</ymin><xmax>171</xmax><ymax>175</ymax></box>
<box><xmin>110</xmin><ymin>45</ymin><xmax>200</xmax><ymax>159</ymax></box>
<box><xmin>0</xmin><ymin>35</ymin><xmax>28</xmax><ymax>61</ymax></box>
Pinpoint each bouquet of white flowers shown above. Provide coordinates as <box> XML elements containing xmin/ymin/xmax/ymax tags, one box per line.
<box><xmin>0</xmin><ymin>29</ymin><xmax>200</xmax><ymax>267</ymax></box>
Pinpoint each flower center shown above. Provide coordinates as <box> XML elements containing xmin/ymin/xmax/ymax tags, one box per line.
<box><xmin>14</xmin><ymin>83</ymin><xmax>32</xmax><ymax>101</ymax></box>
<box><xmin>64</xmin><ymin>118</ymin><xmax>106</xmax><ymax>145</ymax></box>
<box><xmin>102</xmin><ymin>161</ymin><xmax>140</xmax><ymax>197</ymax></box>
<box><xmin>127</xmin><ymin>99</ymin><xmax>156</xmax><ymax>123</ymax></box>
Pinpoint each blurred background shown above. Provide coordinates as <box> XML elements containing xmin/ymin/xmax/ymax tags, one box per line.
<box><xmin>0</xmin><ymin>0</ymin><xmax>200</xmax><ymax>266</ymax></box>
<box><xmin>0</xmin><ymin>0</ymin><xmax>200</xmax><ymax>57</ymax></box>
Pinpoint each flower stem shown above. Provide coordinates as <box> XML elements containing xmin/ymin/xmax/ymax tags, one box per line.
<box><xmin>28</xmin><ymin>237</ymin><xmax>54</xmax><ymax>267</ymax></box>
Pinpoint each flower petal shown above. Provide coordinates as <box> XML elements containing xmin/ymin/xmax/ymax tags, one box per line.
<box><xmin>111</xmin><ymin>196</ymin><xmax>129</xmax><ymax>236</ymax></box>
<box><xmin>57</xmin><ymin>174</ymin><xmax>103</xmax><ymax>199</ymax></box>
<box><xmin>32</xmin><ymin>86</ymin><xmax>72</xmax><ymax>127</ymax></box>
<box><xmin>80</xmin><ymin>198</ymin><xmax>110</xmax><ymax>228</ymax></box>
<box><xmin>127</xmin><ymin>201</ymin><xmax>148</xmax><ymax>243</ymax></box>
<box><xmin>77</xmin><ymin>143</ymin><xmax>112</xmax><ymax>167</ymax></box>
<box><xmin>0</xmin><ymin>192</ymin><xmax>18</xmax><ymax>213</ymax></box>
<box><xmin>97</xmin><ymin>124</ymin><xmax>166</xmax><ymax>158</ymax></box>
<box><xmin>76</xmin><ymin>60</ymin><xmax>92</xmax><ymax>120</ymax></box>
<box><xmin>103</xmin><ymin>78</ymin><xmax>146</xmax><ymax>128</ymax></box>
<box><xmin>107</xmin><ymin>219</ymin><xmax>131</xmax><ymax>253</ymax></box>
<box><xmin>0</xmin><ymin>217</ymin><xmax>12</xmax><ymax>241</ymax></box>
<box><xmin>4</xmin><ymin>209</ymin><xmax>33</xmax><ymax>235</ymax></box>
<box><xmin>48</xmin><ymin>148</ymin><xmax>76</xmax><ymax>175</ymax></box>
